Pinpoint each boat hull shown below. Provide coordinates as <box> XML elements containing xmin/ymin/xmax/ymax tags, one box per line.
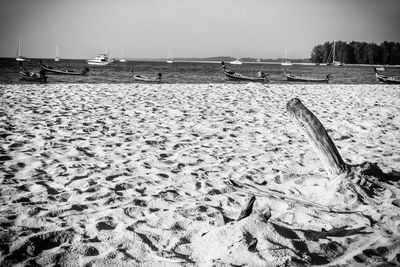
<box><xmin>40</xmin><ymin>60</ymin><xmax>89</xmax><ymax>76</ymax></box>
<box><xmin>221</xmin><ymin>62</ymin><xmax>268</xmax><ymax>83</ymax></box>
<box><xmin>374</xmin><ymin>67</ymin><xmax>400</xmax><ymax>84</ymax></box>
<box><xmin>283</xmin><ymin>69</ymin><xmax>330</xmax><ymax>83</ymax></box>
<box><xmin>333</xmin><ymin>61</ymin><xmax>343</xmax><ymax>66</ymax></box>
<box><xmin>285</xmin><ymin>75</ymin><xmax>329</xmax><ymax>83</ymax></box>
<box><xmin>376</xmin><ymin>74</ymin><xmax>400</xmax><ymax>84</ymax></box>
<box><xmin>16</xmin><ymin>57</ymin><xmax>27</xmax><ymax>62</ymax></box>
<box><xmin>87</xmin><ymin>61</ymin><xmax>110</xmax><ymax>66</ymax></box>
<box><xmin>133</xmin><ymin>76</ymin><xmax>161</xmax><ymax>82</ymax></box>
<box><xmin>131</xmin><ymin>70</ymin><xmax>161</xmax><ymax>82</ymax></box>
<box><xmin>224</xmin><ymin>73</ymin><xmax>267</xmax><ymax>83</ymax></box>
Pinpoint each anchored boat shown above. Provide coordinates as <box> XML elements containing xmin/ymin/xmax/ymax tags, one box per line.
<box><xmin>40</xmin><ymin>60</ymin><xmax>89</xmax><ymax>76</ymax></box>
<box><xmin>221</xmin><ymin>61</ymin><xmax>268</xmax><ymax>83</ymax></box>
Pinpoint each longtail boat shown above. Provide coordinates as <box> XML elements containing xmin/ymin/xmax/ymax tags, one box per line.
<box><xmin>40</xmin><ymin>60</ymin><xmax>89</xmax><ymax>76</ymax></box>
<box><xmin>221</xmin><ymin>61</ymin><xmax>268</xmax><ymax>83</ymax></box>
<box><xmin>283</xmin><ymin>69</ymin><xmax>331</xmax><ymax>83</ymax></box>
<box><xmin>130</xmin><ymin>69</ymin><xmax>162</xmax><ymax>82</ymax></box>
<box><xmin>374</xmin><ymin>67</ymin><xmax>400</xmax><ymax>84</ymax></box>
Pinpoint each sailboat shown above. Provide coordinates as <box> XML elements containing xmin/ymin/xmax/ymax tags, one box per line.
<box><xmin>166</xmin><ymin>49</ymin><xmax>174</xmax><ymax>63</ymax></box>
<box><xmin>119</xmin><ymin>49</ymin><xmax>127</xmax><ymax>62</ymax></box>
<box><xmin>281</xmin><ymin>48</ymin><xmax>292</xmax><ymax>66</ymax></box>
<box><xmin>54</xmin><ymin>45</ymin><xmax>60</xmax><ymax>61</ymax></box>
<box><xmin>16</xmin><ymin>38</ymin><xmax>27</xmax><ymax>62</ymax></box>
<box><xmin>330</xmin><ymin>41</ymin><xmax>343</xmax><ymax>66</ymax></box>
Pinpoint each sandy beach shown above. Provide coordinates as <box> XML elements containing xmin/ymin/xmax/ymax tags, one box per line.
<box><xmin>1</xmin><ymin>83</ymin><xmax>400</xmax><ymax>266</ymax></box>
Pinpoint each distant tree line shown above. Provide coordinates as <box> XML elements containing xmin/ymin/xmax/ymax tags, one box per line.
<box><xmin>310</xmin><ymin>41</ymin><xmax>400</xmax><ymax>65</ymax></box>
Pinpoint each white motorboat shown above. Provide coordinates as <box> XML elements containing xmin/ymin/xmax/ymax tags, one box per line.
<box><xmin>230</xmin><ymin>58</ymin><xmax>242</xmax><ymax>65</ymax></box>
<box><xmin>87</xmin><ymin>54</ymin><xmax>110</xmax><ymax>65</ymax></box>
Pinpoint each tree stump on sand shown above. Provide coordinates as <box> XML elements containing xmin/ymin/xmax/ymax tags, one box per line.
<box><xmin>286</xmin><ymin>98</ymin><xmax>399</xmax><ymax>207</ymax></box>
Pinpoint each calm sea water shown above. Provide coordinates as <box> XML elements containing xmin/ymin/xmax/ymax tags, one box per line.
<box><xmin>1</xmin><ymin>58</ymin><xmax>398</xmax><ymax>84</ymax></box>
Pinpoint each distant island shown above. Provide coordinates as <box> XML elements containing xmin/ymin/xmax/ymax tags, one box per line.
<box><xmin>152</xmin><ymin>56</ymin><xmax>311</xmax><ymax>63</ymax></box>
<box><xmin>157</xmin><ymin>41</ymin><xmax>400</xmax><ymax>65</ymax></box>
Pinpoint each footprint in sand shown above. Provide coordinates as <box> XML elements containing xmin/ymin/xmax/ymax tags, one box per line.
<box><xmin>96</xmin><ymin>216</ymin><xmax>117</xmax><ymax>231</ymax></box>
<box><xmin>83</xmin><ymin>246</ymin><xmax>99</xmax><ymax>256</ymax></box>
<box><xmin>2</xmin><ymin>229</ymin><xmax>75</xmax><ymax>266</ymax></box>
<box><xmin>124</xmin><ymin>200</ymin><xmax>148</xmax><ymax>218</ymax></box>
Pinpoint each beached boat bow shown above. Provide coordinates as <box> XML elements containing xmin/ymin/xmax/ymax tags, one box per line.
<box><xmin>373</xmin><ymin>67</ymin><xmax>400</xmax><ymax>84</ymax></box>
<box><xmin>19</xmin><ymin>63</ymin><xmax>47</xmax><ymax>83</ymax></box>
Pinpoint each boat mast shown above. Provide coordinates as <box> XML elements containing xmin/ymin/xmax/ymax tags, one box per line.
<box><xmin>17</xmin><ymin>38</ymin><xmax>21</xmax><ymax>58</ymax></box>
<box><xmin>167</xmin><ymin>49</ymin><xmax>173</xmax><ymax>62</ymax></box>
<box><xmin>284</xmin><ymin>48</ymin><xmax>288</xmax><ymax>63</ymax></box>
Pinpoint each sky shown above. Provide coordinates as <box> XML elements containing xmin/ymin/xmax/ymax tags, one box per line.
<box><xmin>1</xmin><ymin>0</ymin><xmax>399</xmax><ymax>59</ymax></box>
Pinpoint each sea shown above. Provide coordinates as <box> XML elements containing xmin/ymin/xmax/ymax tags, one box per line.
<box><xmin>1</xmin><ymin>58</ymin><xmax>398</xmax><ymax>84</ymax></box>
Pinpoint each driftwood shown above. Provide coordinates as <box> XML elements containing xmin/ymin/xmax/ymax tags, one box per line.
<box><xmin>286</xmin><ymin>98</ymin><xmax>347</xmax><ymax>178</ymax></box>
<box><xmin>286</xmin><ymin>98</ymin><xmax>398</xmax><ymax>207</ymax></box>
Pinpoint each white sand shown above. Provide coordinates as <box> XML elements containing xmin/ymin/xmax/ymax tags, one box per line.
<box><xmin>1</xmin><ymin>83</ymin><xmax>400</xmax><ymax>266</ymax></box>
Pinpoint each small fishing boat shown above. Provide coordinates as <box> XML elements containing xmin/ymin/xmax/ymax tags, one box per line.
<box><xmin>19</xmin><ymin>63</ymin><xmax>47</xmax><ymax>83</ymax></box>
<box><xmin>283</xmin><ymin>69</ymin><xmax>331</xmax><ymax>83</ymax></box>
<box><xmin>374</xmin><ymin>67</ymin><xmax>400</xmax><ymax>84</ymax></box>
<box><xmin>87</xmin><ymin>54</ymin><xmax>110</xmax><ymax>65</ymax></box>
<box><xmin>130</xmin><ymin>69</ymin><xmax>162</xmax><ymax>82</ymax></box>
<box><xmin>40</xmin><ymin>60</ymin><xmax>89</xmax><ymax>76</ymax></box>
<box><xmin>221</xmin><ymin>61</ymin><xmax>268</xmax><ymax>83</ymax></box>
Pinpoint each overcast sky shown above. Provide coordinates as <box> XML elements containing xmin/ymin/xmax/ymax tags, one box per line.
<box><xmin>1</xmin><ymin>0</ymin><xmax>399</xmax><ymax>59</ymax></box>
